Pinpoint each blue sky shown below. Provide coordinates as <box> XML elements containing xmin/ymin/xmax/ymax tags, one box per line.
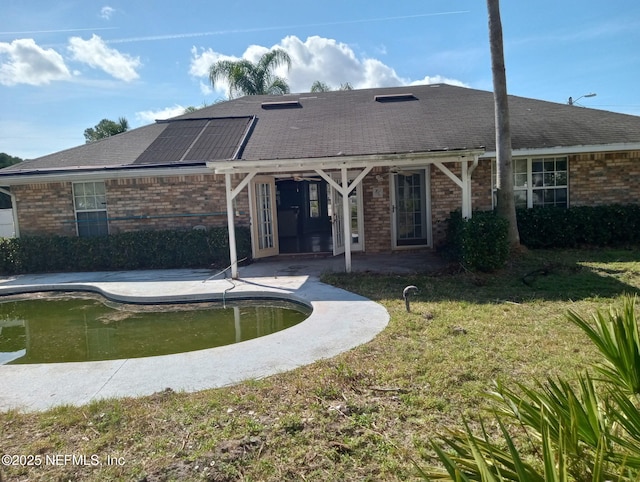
<box><xmin>1</xmin><ymin>0</ymin><xmax>639</xmax><ymax>159</ymax></box>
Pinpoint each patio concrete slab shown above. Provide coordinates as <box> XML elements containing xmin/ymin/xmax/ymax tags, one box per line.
<box><xmin>0</xmin><ymin>263</ymin><xmax>390</xmax><ymax>412</ymax></box>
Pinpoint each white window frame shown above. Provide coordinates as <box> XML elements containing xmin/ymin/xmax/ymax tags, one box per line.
<box><xmin>492</xmin><ymin>156</ymin><xmax>569</xmax><ymax>209</ymax></box>
<box><xmin>72</xmin><ymin>181</ymin><xmax>109</xmax><ymax>237</ymax></box>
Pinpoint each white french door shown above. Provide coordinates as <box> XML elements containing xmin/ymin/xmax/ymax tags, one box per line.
<box><xmin>329</xmin><ymin>173</ymin><xmax>364</xmax><ymax>256</ymax></box>
<box><xmin>330</xmin><ymin>179</ymin><xmax>345</xmax><ymax>256</ymax></box>
<box><xmin>249</xmin><ymin>176</ymin><xmax>279</xmax><ymax>259</ymax></box>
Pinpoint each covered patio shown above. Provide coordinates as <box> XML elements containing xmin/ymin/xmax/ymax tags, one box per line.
<box><xmin>208</xmin><ymin>149</ymin><xmax>482</xmax><ymax>278</ymax></box>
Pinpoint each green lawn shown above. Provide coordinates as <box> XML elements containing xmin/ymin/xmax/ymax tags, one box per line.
<box><xmin>1</xmin><ymin>248</ymin><xmax>639</xmax><ymax>481</ymax></box>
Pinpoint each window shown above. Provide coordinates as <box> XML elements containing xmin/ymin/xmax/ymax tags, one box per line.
<box><xmin>73</xmin><ymin>181</ymin><xmax>108</xmax><ymax>237</ymax></box>
<box><xmin>308</xmin><ymin>183</ymin><xmax>320</xmax><ymax>218</ymax></box>
<box><xmin>531</xmin><ymin>157</ymin><xmax>568</xmax><ymax>207</ymax></box>
<box><xmin>493</xmin><ymin>157</ymin><xmax>568</xmax><ymax>208</ymax></box>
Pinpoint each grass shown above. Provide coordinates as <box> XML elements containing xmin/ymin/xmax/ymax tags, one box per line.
<box><xmin>1</xmin><ymin>248</ymin><xmax>640</xmax><ymax>481</ymax></box>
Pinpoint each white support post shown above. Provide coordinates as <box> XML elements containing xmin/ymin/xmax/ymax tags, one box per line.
<box><xmin>461</xmin><ymin>160</ymin><xmax>471</xmax><ymax>219</ymax></box>
<box><xmin>225</xmin><ymin>173</ymin><xmax>239</xmax><ymax>279</ymax></box>
<box><xmin>434</xmin><ymin>160</ymin><xmax>473</xmax><ymax>219</ymax></box>
<box><xmin>341</xmin><ymin>167</ymin><xmax>352</xmax><ymax>273</ymax></box>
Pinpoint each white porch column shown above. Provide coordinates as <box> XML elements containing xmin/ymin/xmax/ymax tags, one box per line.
<box><xmin>434</xmin><ymin>160</ymin><xmax>474</xmax><ymax>219</ymax></box>
<box><xmin>461</xmin><ymin>160</ymin><xmax>471</xmax><ymax>219</ymax></box>
<box><xmin>225</xmin><ymin>173</ymin><xmax>239</xmax><ymax>279</ymax></box>
<box><xmin>341</xmin><ymin>167</ymin><xmax>352</xmax><ymax>273</ymax></box>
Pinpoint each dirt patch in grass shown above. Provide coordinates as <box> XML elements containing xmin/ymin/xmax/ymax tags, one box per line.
<box><xmin>1</xmin><ymin>248</ymin><xmax>639</xmax><ymax>481</ymax></box>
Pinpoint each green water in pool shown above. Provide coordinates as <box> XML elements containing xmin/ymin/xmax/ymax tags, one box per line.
<box><xmin>0</xmin><ymin>293</ymin><xmax>310</xmax><ymax>364</ymax></box>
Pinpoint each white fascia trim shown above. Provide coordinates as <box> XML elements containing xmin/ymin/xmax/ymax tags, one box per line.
<box><xmin>207</xmin><ymin>149</ymin><xmax>485</xmax><ymax>174</ymax></box>
<box><xmin>482</xmin><ymin>142</ymin><xmax>640</xmax><ymax>158</ymax></box>
<box><xmin>0</xmin><ymin>166</ymin><xmax>213</xmax><ymax>186</ymax></box>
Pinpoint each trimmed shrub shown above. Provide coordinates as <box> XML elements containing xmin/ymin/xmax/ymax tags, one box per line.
<box><xmin>446</xmin><ymin>210</ymin><xmax>510</xmax><ymax>272</ymax></box>
<box><xmin>0</xmin><ymin>226</ymin><xmax>251</xmax><ymax>275</ymax></box>
<box><xmin>516</xmin><ymin>204</ymin><xmax>640</xmax><ymax>248</ymax></box>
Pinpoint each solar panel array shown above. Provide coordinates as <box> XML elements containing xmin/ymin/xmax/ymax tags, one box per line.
<box><xmin>133</xmin><ymin>117</ymin><xmax>253</xmax><ymax>164</ymax></box>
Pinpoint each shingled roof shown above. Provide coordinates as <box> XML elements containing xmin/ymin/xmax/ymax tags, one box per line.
<box><xmin>3</xmin><ymin>83</ymin><xmax>640</xmax><ymax>175</ymax></box>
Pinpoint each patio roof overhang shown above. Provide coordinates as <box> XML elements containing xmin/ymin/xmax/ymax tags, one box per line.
<box><xmin>210</xmin><ymin>148</ymin><xmax>485</xmax><ymax>279</ymax></box>
<box><xmin>206</xmin><ymin>148</ymin><xmax>485</xmax><ymax>174</ymax></box>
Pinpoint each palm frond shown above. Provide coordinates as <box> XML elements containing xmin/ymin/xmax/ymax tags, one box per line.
<box><xmin>567</xmin><ymin>295</ymin><xmax>640</xmax><ymax>394</ymax></box>
<box><xmin>208</xmin><ymin>49</ymin><xmax>291</xmax><ymax>98</ymax></box>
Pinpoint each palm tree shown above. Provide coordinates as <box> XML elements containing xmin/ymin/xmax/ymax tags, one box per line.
<box><xmin>209</xmin><ymin>49</ymin><xmax>292</xmax><ymax>98</ymax></box>
<box><xmin>487</xmin><ymin>0</ymin><xmax>520</xmax><ymax>247</ymax></box>
<box><xmin>310</xmin><ymin>80</ymin><xmax>331</xmax><ymax>92</ymax></box>
<box><xmin>309</xmin><ymin>81</ymin><xmax>353</xmax><ymax>92</ymax></box>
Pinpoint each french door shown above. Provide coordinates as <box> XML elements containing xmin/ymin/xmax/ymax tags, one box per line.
<box><xmin>329</xmin><ymin>173</ymin><xmax>364</xmax><ymax>256</ymax></box>
<box><xmin>249</xmin><ymin>176</ymin><xmax>279</xmax><ymax>258</ymax></box>
<box><xmin>392</xmin><ymin>170</ymin><xmax>431</xmax><ymax>247</ymax></box>
<box><xmin>330</xmin><ymin>180</ymin><xmax>345</xmax><ymax>256</ymax></box>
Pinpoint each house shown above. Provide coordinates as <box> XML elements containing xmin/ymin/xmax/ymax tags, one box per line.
<box><xmin>1</xmin><ymin>83</ymin><xmax>639</xmax><ymax>277</ymax></box>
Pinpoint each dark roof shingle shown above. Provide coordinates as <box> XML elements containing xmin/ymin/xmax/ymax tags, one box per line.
<box><xmin>3</xmin><ymin>84</ymin><xmax>640</xmax><ymax>175</ymax></box>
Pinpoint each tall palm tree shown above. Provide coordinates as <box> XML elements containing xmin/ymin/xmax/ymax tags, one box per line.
<box><xmin>487</xmin><ymin>0</ymin><xmax>520</xmax><ymax>247</ymax></box>
<box><xmin>209</xmin><ymin>49</ymin><xmax>292</xmax><ymax>98</ymax></box>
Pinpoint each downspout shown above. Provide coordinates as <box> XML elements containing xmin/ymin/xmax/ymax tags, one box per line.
<box><xmin>0</xmin><ymin>187</ymin><xmax>19</xmax><ymax>237</ymax></box>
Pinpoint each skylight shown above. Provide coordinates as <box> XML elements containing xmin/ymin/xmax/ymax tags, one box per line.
<box><xmin>261</xmin><ymin>100</ymin><xmax>301</xmax><ymax>109</ymax></box>
<box><xmin>374</xmin><ymin>93</ymin><xmax>418</xmax><ymax>103</ymax></box>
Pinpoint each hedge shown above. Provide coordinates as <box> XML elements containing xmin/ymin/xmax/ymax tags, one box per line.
<box><xmin>445</xmin><ymin>204</ymin><xmax>640</xmax><ymax>271</ymax></box>
<box><xmin>516</xmin><ymin>204</ymin><xmax>640</xmax><ymax>248</ymax></box>
<box><xmin>0</xmin><ymin>226</ymin><xmax>251</xmax><ymax>275</ymax></box>
<box><xmin>445</xmin><ymin>210</ymin><xmax>510</xmax><ymax>272</ymax></box>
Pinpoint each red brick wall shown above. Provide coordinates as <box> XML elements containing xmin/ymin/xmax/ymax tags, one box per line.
<box><xmin>569</xmin><ymin>151</ymin><xmax>640</xmax><ymax>206</ymax></box>
<box><xmin>362</xmin><ymin>167</ymin><xmax>392</xmax><ymax>253</ymax></box>
<box><xmin>430</xmin><ymin>160</ymin><xmax>493</xmax><ymax>247</ymax></box>
<box><xmin>12</xmin><ymin>173</ymin><xmax>250</xmax><ymax>237</ymax></box>
<box><xmin>13</xmin><ymin>182</ymin><xmax>77</xmax><ymax>236</ymax></box>
<box><xmin>106</xmin><ymin>174</ymin><xmax>249</xmax><ymax>233</ymax></box>
<box><xmin>12</xmin><ymin>152</ymin><xmax>637</xmax><ymax>251</ymax></box>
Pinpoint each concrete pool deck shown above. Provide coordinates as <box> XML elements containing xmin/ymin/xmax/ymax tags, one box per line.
<box><xmin>0</xmin><ymin>261</ymin><xmax>391</xmax><ymax>412</ymax></box>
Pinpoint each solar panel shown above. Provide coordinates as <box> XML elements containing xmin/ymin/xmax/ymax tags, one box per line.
<box><xmin>133</xmin><ymin>117</ymin><xmax>253</xmax><ymax>165</ymax></box>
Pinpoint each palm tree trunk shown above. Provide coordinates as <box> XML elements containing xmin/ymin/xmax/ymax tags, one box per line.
<box><xmin>487</xmin><ymin>0</ymin><xmax>520</xmax><ymax>247</ymax></box>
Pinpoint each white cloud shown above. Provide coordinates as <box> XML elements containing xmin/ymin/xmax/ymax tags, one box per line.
<box><xmin>100</xmin><ymin>6</ymin><xmax>116</xmax><ymax>20</ymax></box>
<box><xmin>135</xmin><ymin>104</ymin><xmax>187</xmax><ymax>124</ymax></box>
<box><xmin>189</xmin><ymin>46</ymin><xmax>238</xmax><ymax>96</ymax></box>
<box><xmin>189</xmin><ymin>35</ymin><xmax>467</xmax><ymax>96</ymax></box>
<box><xmin>68</xmin><ymin>34</ymin><xmax>141</xmax><ymax>82</ymax></box>
<box><xmin>409</xmin><ymin>75</ymin><xmax>468</xmax><ymax>88</ymax></box>
<box><xmin>0</xmin><ymin>38</ymin><xmax>71</xmax><ymax>86</ymax></box>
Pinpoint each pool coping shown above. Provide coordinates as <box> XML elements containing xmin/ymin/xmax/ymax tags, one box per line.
<box><xmin>0</xmin><ymin>269</ymin><xmax>389</xmax><ymax>412</ymax></box>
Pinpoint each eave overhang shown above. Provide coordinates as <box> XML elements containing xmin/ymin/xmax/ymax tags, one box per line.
<box><xmin>0</xmin><ymin>163</ymin><xmax>212</xmax><ymax>186</ymax></box>
<box><xmin>481</xmin><ymin>142</ymin><xmax>640</xmax><ymax>159</ymax></box>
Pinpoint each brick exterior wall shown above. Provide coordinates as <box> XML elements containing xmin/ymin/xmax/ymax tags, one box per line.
<box><xmin>13</xmin><ymin>182</ymin><xmax>77</xmax><ymax>236</ymax></box>
<box><xmin>10</xmin><ymin>151</ymin><xmax>638</xmax><ymax>252</ymax></box>
<box><xmin>569</xmin><ymin>151</ymin><xmax>640</xmax><ymax>206</ymax></box>
<box><xmin>430</xmin><ymin>160</ymin><xmax>493</xmax><ymax>247</ymax></box>
<box><xmin>13</xmin><ymin>173</ymin><xmax>250</xmax><ymax>237</ymax></box>
<box><xmin>105</xmin><ymin>174</ymin><xmax>249</xmax><ymax>234</ymax></box>
<box><xmin>360</xmin><ymin>161</ymin><xmax>494</xmax><ymax>251</ymax></box>
<box><xmin>362</xmin><ymin>167</ymin><xmax>392</xmax><ymax>253</ymax></box>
